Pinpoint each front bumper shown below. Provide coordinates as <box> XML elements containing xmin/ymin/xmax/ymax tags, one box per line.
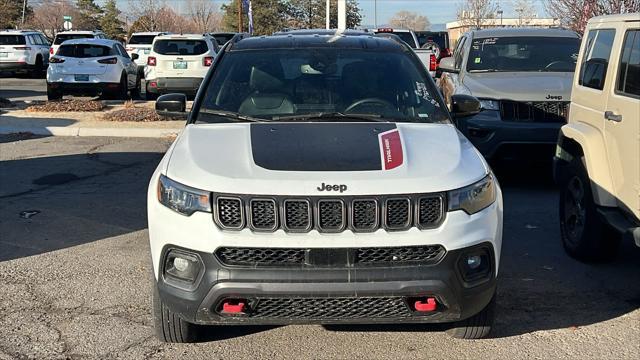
<box><xmin>457</xmin><ymin>110</ymin><xmax>563</xmax><ymax>160</ymax></box>
<box><xmin>146</xmin><ymin>77</ymin><xmax>202</xmax><ymax>95</ymax></box>
<box><xmin>157</xmin><ymin>242</ymin><xmax>497</xmax><ymax>325</ymax></box>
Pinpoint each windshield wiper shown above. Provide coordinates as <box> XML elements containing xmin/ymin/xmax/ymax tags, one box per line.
<box><xmin>272</xmin><ymin>112</ymin><xmax>388</xmax><ymax>122</ymax></box>
<box><xmin>468</xmin><ymin>69</ymin><xmax>501</xmax><ymax>73</ymax></box>
<box><xmin>198</xmin><ymin>109</ymin><xmax>266</xmax><ymax>123</ymax></box>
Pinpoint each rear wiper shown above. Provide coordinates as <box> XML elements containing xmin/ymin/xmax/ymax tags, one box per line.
<box><xmin>198</xmin><ymin>109</ymin><xmax>266</xmax><ymax>123</ymax></box>
<box><xmin>272</xmin><ymin>112</ymin><xmax>388</xmax><ymax>122</ymax></box>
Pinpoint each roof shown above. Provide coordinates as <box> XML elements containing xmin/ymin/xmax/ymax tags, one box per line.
<box><xmin>589</xmin><ymin>13</ymin><xmax>640</xmax><ymax>24</ymax></box>
<box><xmin>231</xmin><ymin>33</ymin><xmax>407</xmax><ymax>52</ymax></box>
<box><xmin>0</xmin><ymin>29</ymin><xmax>42</xmax><ymax>35</ymax></box>
<box><xmin>56</xmin><ymin>30</ymin><xmax>103</xmax><ymax>35</ymax></box>
<box><xmin>57</xmin><ymin>38</ymin><xmax>117</xmax><ymax>46</ymax></box>
<box><xmin>469</xmin><ymin>27</ymin><xmax>579</xmax><ymax>38</ymax></box>
<box><xmin>131</xmin><ymin>32</ymin><xmax>168</xmax><ymax>36</ymax></box>
<box><xmin>273</xmin><ymin>29</ymin><xmax>370</xmax><ymax>36</ymax></box>
<box><xmin>154</xmin><ymin>34</ymin><xmax>209</xmax><ymax>40</ymax></box>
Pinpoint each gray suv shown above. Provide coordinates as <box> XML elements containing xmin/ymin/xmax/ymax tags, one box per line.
<box><xmin>438</xmin><ymin>28</ymin><xmax>581</xmax><ymax>161</ymax></box>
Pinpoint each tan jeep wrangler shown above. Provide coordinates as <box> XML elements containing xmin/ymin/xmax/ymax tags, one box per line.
<box><xmin>554</xmin><ymin>13</ymin><xmax>640</xmax><ymax>262</ymax></box>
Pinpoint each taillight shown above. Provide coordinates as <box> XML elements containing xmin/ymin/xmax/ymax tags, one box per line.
<box><xmin>49</xmin><ymin>47</ymin><xmax>54</xmax><ymax>55</ymax></box>
<box><xmin>429</xmin><ymin>54</ymin><xmax>437</xmax><ymax>72</ymax></box>
<box><xmin>97</xmin><ymin>57</ymin><xmax>118</xmax><ymax>64</ymax></box>
<box><xmin>49</xmin><ymin>57</ymin><xmax>64</xmax><ymax>63</ymax></box>
<box><xmin>203</xmin><ymin>56</ymin><xmax>213</xmax><ymax>66</ymax></box>
<box><xmin>147</xmin><ymin>56</ymin><xmax>156</xmax><ymax>66</ymax></box>
<box><xmin>13</xmin><ymin>46</ymin><xmax>31</xmax><ymax>50</ymax></box>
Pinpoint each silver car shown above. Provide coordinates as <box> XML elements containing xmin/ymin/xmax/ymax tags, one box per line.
<box><xmin>439</xmin><ymin>28</ymin><xmax>581</xmax><ymax>161</ymax></box>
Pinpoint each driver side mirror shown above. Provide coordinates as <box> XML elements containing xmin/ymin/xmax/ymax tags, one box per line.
<box><xmin>450</xmin><ymin>94</ymin><xmax>481</xmax><ymax>118</ymax></box>
<box><xmin>156</xmin><ymin>93</ymin><xmax>188</xmax><ymax>119</ymax></box>
<box><xmin>131</xmin><ymin>53</ymin><xmax>139</xmax><ymax>61</ymax></box>
<box><xmin>439</xmin><ymin>57</ymin><xmax>458</xmax><ymax>74</ymax></box>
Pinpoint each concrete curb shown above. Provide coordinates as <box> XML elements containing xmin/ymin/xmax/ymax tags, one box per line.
<box><xmin>0</xmin><ymin>125</ymin><xmax>182</xmax><ymax>138</ymax></box>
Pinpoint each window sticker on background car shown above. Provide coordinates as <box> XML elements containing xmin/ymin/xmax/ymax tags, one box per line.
<box><xmin>415</xmin><ymin>82</ymin><xmax>430</xmax><ymax>101</ymax></box>
<box><xmin>475</xmin><ymin>57</ymin><xmax>481</xmax><ymax>64</ymax></box>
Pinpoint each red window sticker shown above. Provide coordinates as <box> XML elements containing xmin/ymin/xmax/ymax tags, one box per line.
<box><xmin>379</xmin><ymin>129</ymin><xmax>403</xmax><ymax>170</ymax></box>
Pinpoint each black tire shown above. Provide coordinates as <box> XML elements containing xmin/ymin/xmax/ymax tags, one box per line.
<box><xmin>446</xmin><ymin>293</ymin><xmax>496</xmax><ymax>339</ymax></box>
<box><xmin>152</xmin><ymin>284</ymin><xmax>200</xmax><ymax>343</ymax></box>
<box><xmin>46</xmin><ymin>84</ymin><xmax>62</xmax><ymax>100</ymax></box>
<box><xmin>559</xmin><ymin>158</ymin><xmax>619</xmax><ymax>262</ymax></box>
<box><xmin>31</xmin><ymin>56</ymin><xmax>44</xmax><ymax>78</ymax></box>
<box><xmin>130</xmin><ymin>75</ymin><xmax>141</xmax><ymax>99</ymax></box>
<box><xmin>145</xmin><ymin>82</ymin><xmax>158</xmax><ymax>100</ymax></box>
<box><xmin>116</xmin><ymin>74</ymin><xmax>129</xmax><ymax>100</ymax></box>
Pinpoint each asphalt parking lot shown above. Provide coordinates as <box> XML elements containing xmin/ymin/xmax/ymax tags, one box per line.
<box><xmin>0</xmin><ymin>135</ymin><xmax>638</xmax><ymax>359</ymax></box>
<box><xmin>0</xmin><ymin>76</ymin><xmax>48</xmax><ymax>102</ymax></box>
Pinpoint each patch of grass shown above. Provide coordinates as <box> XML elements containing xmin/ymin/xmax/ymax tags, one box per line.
<box><xmin>26</xmin><ymin>100</ymin><xmax>105</xmax><ymax>112</ymax></box>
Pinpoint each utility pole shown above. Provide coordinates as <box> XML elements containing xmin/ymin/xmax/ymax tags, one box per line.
<box><xmin>238</xmin><ymin>0</ymin><xmax>242</xmax><ymax>33</ymax></box>
<box><xmin>374</xmin><ymin>0</ymin><xmax>377</xmax><ymax>28</ymax></box>
<box><xmin>497</xmin><ymin>9</ymin><xmax>503</xmax><ymax>26</ymax></box>
<box><xmin>21</xmin><ymin>0</ymin><xmax>27</xmax><ymax>28</ymax></box>
<box><xmin>326</xmin><ymin>0</ymin><xmax>330</xmax><ymax>29</ymax></box>
<box><xmin>337</xmin><ymin>0</ymin><xmax>346</xmax><ymax>30</ymax></box>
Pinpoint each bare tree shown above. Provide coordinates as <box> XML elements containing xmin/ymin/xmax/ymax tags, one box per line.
<box><xmin>545</xmin><ymin>0</ymin><xmax>639</xmax><ymax>34</ymax></box>
<box><xmin>187</xmin><ymin>0</ymin><xmax>222</xmax><ymax>33</ymax></box>
<box><xmin>26</xmin><ymin>0</ymin><xmax>79</xmax><ymax>37</ymax></box>
<box><xmin>127</xmin><ymin>0</ymin><xmax>166</xmax><ymax>32</ymax></box>
<box><xmin>456</xmin><ymin>0</ymin><xmax>499</xmax><ymax>29</ymax></box>
<box><xmin>512</xmin><ymin>0</ymin><xmax>537</xmax><ymax>26</ymax></box>
<box><xmin>389</xmin><ymin>10</ymin><xmax>431</xmax><ymax>31</ymax></box>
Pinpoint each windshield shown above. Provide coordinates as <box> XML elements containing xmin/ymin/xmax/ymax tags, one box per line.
<box><xmin>57</xmin><ymin>44</ymin><xmax>112</xmax><ymax>58</ymax></box>
<box><xmin>153</xmin><ymin>39</ymin><xmax>208</xmax><ymax>55</ymax></box>
<box><xmin>54</xmin><ymin>34</ymin><xmax>94</xmax><ymax>45</ymax></box>
<box><xmin>467</xmin><ymin>36</ymin><xmax>580</xmax><ymax>72</ymax></box>
<box><xmin>128</xmin><ymin>35</ymin><xmax>157</xmax><ymax>45</ymax></box>
<box><xmin>212</xmin><ymin>34</ymin><xmax>235</xmax><ymax>46</ymax></box>
<box><xmin>0</xmin><ymin>35</ymin><xmax>26</xmax><ymax>45</ymax></box>
<box><xmin>196</xmin><ymin>48</ymin><xmax>449</xmax><ymax>124</ymax></box>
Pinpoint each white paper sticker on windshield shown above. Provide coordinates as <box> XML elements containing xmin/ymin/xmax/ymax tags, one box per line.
<box><xmin>415</xmin><ymin>82</ymin><xmax>430</xmax><ymax>101</ymax></box>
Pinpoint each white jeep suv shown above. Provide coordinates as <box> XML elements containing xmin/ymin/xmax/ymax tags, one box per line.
<box><xmin>147</xmin><ymin>32</ymin><xmax>503</xmax><ymax>343</ymax></box>
<box><xmin>0</xmin><ymin>30</ymin><xmax>50</xmax><ymax>77</ymax></box>
<box><xmin>144</xmin><ymin>34</ymin><xmax>219</xmax><ymax>99</ymax></box>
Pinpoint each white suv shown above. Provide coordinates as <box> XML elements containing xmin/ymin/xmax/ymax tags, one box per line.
<box><xmin>144</xmin><ymin>34</ymin><xmax>218</xmax><ymax>99</ymax></box>
<box><xmin>51</xmin><ymin>30</ymin><xmax>106</xmax><ymax>56</ymax></box>
<box><xmin>47</xmin><ymin>39</ymin><xmax>139</xmax><ymax>100</ymax></box>
<box><xmin>0</xmin><ymin>30</ymin><xmax>50</xmax><ymax>77</ymax></box>
<box><xmin>126</xmin><ymin>32</ymin><xmax>169</xmax><ymax>76</ymax></box>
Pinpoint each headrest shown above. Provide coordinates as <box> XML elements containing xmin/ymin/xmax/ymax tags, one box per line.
<box><xmin>250</xmin><ymin>66</ymin><xmax>284</xmax><ymax>92</ymax></box>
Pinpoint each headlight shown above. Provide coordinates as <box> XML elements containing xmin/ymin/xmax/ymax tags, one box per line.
<box><xmin>448</xmin><ymin>174</ymin><xmax>496</xmax><ymax>214</ymax></box>
<box><xmin>479</xmin><ymin>99</ymin><xmax>500</xmax><ymax>111</ymax></box>
<box><xmin>157</xmin><ymin>175</ymin><xmax>211</xmax><ymax>216</ymax></box>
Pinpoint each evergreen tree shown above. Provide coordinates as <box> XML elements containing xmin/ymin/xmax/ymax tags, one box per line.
<box><xmin>100</xmin><ymin>0</ymin><xmax>125</xmax><ymax>39</ymax></box>
<box><xmin>75</xmin><ymin>0</ymin><xmax>103</xmax><ymax>30</ymax></box>
<box><xmin>222</xmin><ymin>0</ymin><xmax>291</xmax><ymax>36</ymax></box>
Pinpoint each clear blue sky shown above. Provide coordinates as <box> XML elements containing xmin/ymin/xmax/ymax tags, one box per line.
<box><xmin>112</xmin><ymin>0</ymin><xmax>549</xmax><ymax>27</ymax></box>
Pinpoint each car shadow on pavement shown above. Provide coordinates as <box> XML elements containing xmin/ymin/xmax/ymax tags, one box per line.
<box><xmin>326</xmin><ymin>163</ymin><xmax>640</xmax><ymax>338</ymax></box>
<box><xmin>0</xmin><ymin>89</ymin><xmax>47</xmax><ymax>99</ymax></box>
<box><xmin>0</xmin><ymin>150</ymin><xmax>164</xmax><ymax>262</ymax></box>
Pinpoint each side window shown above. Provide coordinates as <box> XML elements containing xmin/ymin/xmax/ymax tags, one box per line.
<box><xmin>40</xmin><ymin>35</ymin><xmax>50</xmax><ymax>45</ymax></box>
<box><xmin>579</xmin><ymin>29</ymin><xmax>616</xmax><ymax>90</ymax></box>
<box><xmin>454</xmin><ymin>37</ymin><xmax>466</xmax><ymax>69</ymax></box>
<box><xmin>26</xmin><ymin>35</ymin><xmax>36</xmax><ymax>45</ymax></box>
<box><xmin>616</xmin><ymin>29</ymin><xmax>639</xmax><ymax>98</ymax></box>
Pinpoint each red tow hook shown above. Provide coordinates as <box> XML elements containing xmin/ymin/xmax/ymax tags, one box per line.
<box><xmin>222</xmin><ymin>300</ymin><xmax>246</xmax><ymax>314</ymax></box>
<box><xmin>414</xmin><ymin>297</ymin><xmax>437</xmax><ymax>312</ymax></box>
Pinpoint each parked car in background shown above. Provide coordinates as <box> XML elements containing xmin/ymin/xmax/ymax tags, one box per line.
<box><xmin>126</xmin><ymin>32</ymin><xmax>169</xmax><ymax>77</ymax></box>
<box><xmin>47</xmin><ymin>38</ymin><xmax>140</xmax><ymax>100</ymax></box>
<box><xmin>0</xmin><ymin>30</ymin><xmax>50</xmax><ymax>77</ymax></box>
<box><xmin>554</xmin><ymin>13</ymin><xmax>640</xmax><ymax>262</ymax></box>
<box><xmin>148</xmin><ymin>31</ymin><xmax>502</xmax><ymax>343</ymax></box>
<box><xmin>144</xmin><ymin>34</ymin><xmax>219</xmax><ymax>99</ymax></box>
<box><xmin>438</xmin><ymin>28</ymin><xmax>581</xmax><ymax>162</ymax></box>
<box><xmin>209</xmin><ymin>32</ymin><xmax>237</xmax><ymax>46</ymax></box>
<box><xmin>50</xmin><ymin>30</ymin><xmax>107</xmax><ymax>56</ymax></box>
<box><xmin>374</xmin><ymin>28</ymin><xmax>438</xmax><ymax>77</ymax></box>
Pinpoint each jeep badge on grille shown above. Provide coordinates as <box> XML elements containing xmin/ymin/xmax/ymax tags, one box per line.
<box><xmin>317</xmin><ymin>183</ymin><xmax>348</xmax><ymax>193</ymax></box>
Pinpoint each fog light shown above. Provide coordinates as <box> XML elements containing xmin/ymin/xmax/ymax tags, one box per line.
<box><xmin>164</xmin><ymin>250</ymin><xmax>201</xmax><ymax>283</ymax></box>
<box><xmin>466</xmin><ymin>255</ymin><xmax>482</xmax><ymax>269</ymax></box>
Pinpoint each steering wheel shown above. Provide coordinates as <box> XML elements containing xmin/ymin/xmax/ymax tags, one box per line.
<box><xmin>544</xmin><ymin>60</ymin><xmax>572</xmax><ymax>71</ymax></box>
<box><xmin>344</xmin><ymin>98</ymin><xmax>395</xmax><ymax>114</ymax></box>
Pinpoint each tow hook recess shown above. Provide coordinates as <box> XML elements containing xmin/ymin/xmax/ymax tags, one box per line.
<box><xmin>413</xmin><ymin>297</ymin><xmax>437</xmax><ymax>312</ymax></box>
<box><xmin>221</xmin><ymin>299</ymin><xmax>246</xmax><ymax>314</ymax></box>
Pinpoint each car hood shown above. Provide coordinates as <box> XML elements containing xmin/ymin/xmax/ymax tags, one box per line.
<box><xmin>463</xmin><ymin>72</ymin><xmax>574</xmax><ymax>102</ymax></box>
<box><xmin>165</xmin><ymin>122</ymin><xmax>488</xmax><ymax>196</ymax></box>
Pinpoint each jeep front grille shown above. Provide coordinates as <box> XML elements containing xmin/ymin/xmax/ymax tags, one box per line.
<box><xmin>215</xmin><ymin>245</ymin><xmax>446</xmax><ymax>267</ymax></box>
<box><xmin>212</xmin><ymin>193</ymin><xmax>445</xmax><ymax>233</ymax></box>
<box><xmin>500</xmin><ymin>101</ymin><xmax>569</xmax><ymax>123</ymax></box>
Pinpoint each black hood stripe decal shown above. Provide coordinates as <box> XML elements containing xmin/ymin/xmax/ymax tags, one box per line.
<box><xmin>251</xmin><ymin>123</ymin><xmax>398</xmax><ymax>171</ymax></box>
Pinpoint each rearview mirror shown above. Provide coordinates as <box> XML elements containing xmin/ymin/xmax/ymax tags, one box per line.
<box><xmin>155</xmin><ymin>93</ymin><xmax>187</xmax><ymax>119</ymax></box>
<box><xmin>131</xmin><ymin>53</ymin><xmax>139</xmax><ymax>61</ymax></box>
<box><xmin>450</xmin><ymin>94</ymin><xmax>481</xmax><ymax>118</ymax></box>
<box><xmin>439</xmin><ymin>57</ymin><xmax>458</xmax><ymax>74</ymax></box>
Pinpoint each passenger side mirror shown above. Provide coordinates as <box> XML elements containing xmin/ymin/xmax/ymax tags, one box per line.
<box><xmin>156</xmin><ymin>93</ymin><xmax>188</xmax><ymax>119</ymax></box>
<box><xmin>131</xmin><ymin>53</ymin><xmax>139</xmax><ymax>60</ymax></box>
<box><xmin>439</xmin><ymin>57</ymin><xmax>458</xmax><ymax>74</ymax></box>
<box><xmin>450</xmin><ymin>95</ymin><xmax>481</xmax><ymax>118</ymax></box>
